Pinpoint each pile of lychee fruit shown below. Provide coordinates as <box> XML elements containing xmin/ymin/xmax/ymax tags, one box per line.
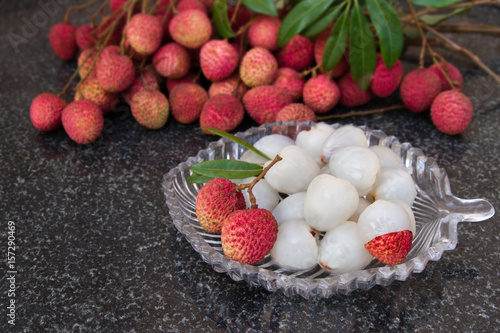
<box><xmin>29</xmin><ymin>0</ymin><xmax>474</xmax><ymax>144</ymax></box>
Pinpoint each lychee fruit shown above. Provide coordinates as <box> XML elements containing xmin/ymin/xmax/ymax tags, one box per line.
<box><xmin>243</xmin><ymin>85</ymin><xmax>293</xmax><ymax>124</ymax></box>
<box><xmin>96</xmin><ymin>53</ymin><xmax>136</xmax><ymax>93</ymax></box>
<box><xmin>75</xmin><ymin>24</ymin><xmax>95</xmax><ymax>50</ymax></box>
<box><xmin>429</xmin><ymin>62</ymin><xmax>463</xmax><ymax>91</ymax></box>
<box><xmin>248</xmin><ymin>15</ymin><xmax>281</xmax><ymax>51</ymax></box>
<box><xmin>176</xmin><ymin>0</ymin><xmax>208</xmax><ymax>14</ymax></box>
<box><xmin>74</xmin><ymin>76</ymin><xmax>119</xmax><ymax>114</ymax></box>
<box><xmin>170</xmin><ymin>83</ymin><xmax>208</xmax><ymax>124</ymax></box>
<box><xmin>200</xmin><ymin>39</ymin><xmax>239</xmax><ymax>82</ymax></box>
<box><xmin>130</xmin><ymin>90</ymin><xmax>170</xmax><ymax>129</ymax></box>
<box><xmin>208</xmin><ymin>74</ymin><xmax>248</xmax><ymax>100</ymax></box>
<box><xmin>400</xmin><ymin>68</ymin><xmax>442</xmax><ymax>113</ymax></box>
<box><xmin>314</xmin><ymin>26</ymin><xmax>349</xmax><ymax>78</ymax></box>
<box><xmin>153</xmin><ymin>42</ymin><xmax>191</xmax><ymax>79</ymax></box>
<box><xmin>370</xmin><ymin>54</ymin><xmax>403</xmax><ymax>98</ymax></box>
<box><xmin>77</xmin><ymin>49</ymin><xmax>98</xmax><ymax>79</ymax></box>
<box><xmin>94</xmin><ymin>15</ymin><xmax>125</xmax><ymax>46</ymax></box>
<box><xmin>30</xmin><ymin>93</ymin><xmax>67</xmax><ymax>131</ymax></box>
<box><xmin>110</xmin><ymin>0</ymin><xmax>129</xmax><ymax>12</ymax></box>
<box><xmin>276</xmin><ymin>103</ymin><xmax>316</xmax><ymax>122</ymax></box>
<box><xmin>155</xmin><ymin>8</ymin><xmax>174</xmax><ymax>43</ymax></box>
<box><xmin>123</xmin><ymin>71</ymin><xmax>160</xmax><ymax>105</ymax></box>
<box><xmin>62</xmin><ymin>100</ymin><xmax>104</xmax><ymax>144</ymax></box>
<box><xmin>49</xmin><ymin>22</ymin><xmax>78</xmax><ymax>61</ymax></box>
<box><xmin>221</xmin><ymin>208</ymin><xmax>278</xmax><ymax>265</ymax></box>
<box><xmin>364</xmin><ymin>230</ymin><xmax>413</xmax><ymax>266</ymax></box>
<box><xmin>276</xmin><ymin>35</ymin><xmax>314</xmax><ymax>71</ymax></box>
<box><xmin>126</xmin><ymin>13</ymin><xmax>163</xmax><ymax>55</ymax></box>
<box><xmin>239</xmin><ymin>47</ymin><xmax>278</xmax><ymax>88</ymax></box>
<box><xmin>166</xmin><ymin>72</ymin><xmax>199</xmax><ymax>93</ymax></box>
<box><xmin>338</xmin><ymin>72</ymin><xmax>373</xmax><ymax>108</ymax></box>
<box><xmin>227</xmin><ymin>5</ymin><xmax>251</xmax><ymax>32</ymax></box>
<box><xmin>430</xmin><ymin>90</ymin><xmax>473</xmax><ymax>135</ymax></box>
<box><xmin>200</xmin><ymin>94</ymin><xmax>245</xmax><ymax>134</ymax></box>
<box><xmin>303</xmin><ymin>74</ymin><xmax>340</xmax><ymax>113</ymax></box>
<box><xmin>195</xmin><ymin>178</ymin><xmax>246</xmax><ymax>234</ymax></box>
<box><xmin>273</xmin><ymin>67</ymin><xmax>305</xmax><ymax>102</ymax></box>
<box><xmin>169</xmin><ymin>9</ymin><xmax>212</xmax><ymax>49</ymax></box>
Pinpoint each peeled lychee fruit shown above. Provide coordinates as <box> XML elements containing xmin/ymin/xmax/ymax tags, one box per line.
<box><xmin>243</xmin><ymin>85</ymin><xmax>293</xmax><ymax>124</ymax></box>
<box><xmin>169</xmin><ymin>9</ymin><xmax>212</xmax><ymax>49</ymax></box>
<box><xmin>429</xmin><ymin>62</ymin><xmax>463</xmax><ymax>91</ymax></box>
<box><xmin>239</xmin><ymin>47</ymin><xmax>278</xmax><ymax>88</ymax></box>
<box><xmin>49</xmin><ymin>22</ymin><xmax>78</xmax><ymax>61</ymax></box>
<box><xmin>400</xmin><ymin>68</ymin><xmax>441</xmax><ymax>113</ymax></box>
<box><xmin>153</xmin><ymin>42</ymin><xmax>191</xmax><ymax>79</ymax></box>
<box><xmin>74</xmin><ymin>76</ymin><xmax>119</xmax><ymax>114</ymax></box>
<box><xmin>208</xmin><ymin>74</ymin><xmax>248</xmax><ymax>100</ymax></box>
<box><xmin>199</xmin><ymin>94</ymin><xmax>244</xmax><ymax>133</ymax></box>
<box><xmin>430</xmin><ymin>90</ymin><xmax>473</xmax><ymax>135</ymax></box>
<box><xmin>96</xmin><ymin>53</ymin><xmax>136</xmax><ymax>93</ymax></box>
<box><xmin>338</xmin><ymin>72</ymin><xmax>373</xmax><ymax>108</ymax></box>
<box><xmin>276</xmin><ymin>103</ymin><xmax>316</xmax><ymax>122</ymax></box>
<box><xmin>62</xmin><ymin>100</ymin><xmax>104</xmax><ymax>144</ymax></box>
<box><xmin>75</xmin><ymin>24</ymin><xmax>95</xmax><ymax>50</ymax></box>
<box><xmin>195</xmin><ymin>177</ymin><xmax>245</xmax><ymax>234</ymax></box>
<box><xmin>370</xmin><ymin>55</ymin><xmax>403</xmax><ymax>98</ymax></box>
<box><xmin>126</xmin><ymin>14</ymin><xmax>163</xmax><ymax>55</ymax></box>
<box><xmin>303</xmin><ymin>74</ymin><xmax>340</xmax><ymax>113</ymax></box>
<box><xmin>123</xmin><ymin>71</ymin><xmax>160</xmax><ymax>105</ymax></box>
<box><xmin>130</xmin><ymin>90</ymin><xmax>170</xmax><ymax>129</ymax></box>
<box><xmin>248</xmin><ymin>15</ymin><xmax>281</xmax><ymax>51</ymax></box>
<box><xmin>200</xmin><ymin>39</ymin><xmax>239</xmax><ymax>81</ymax></box>
<box><xmin>170</xmin><ymin>83</ymin><xmax>208</xmax><ymax>124</ymax></box>
<box><xmin>314</xmin><ymin>26</ymin><xmax>349</xmax><ymax>78</ymax></box>
<box><xmin>221</xmin><ymin>208</ymin><xmax>278</xmax><ymax>265</ymax></box>
<box><xmin>166</xmin><ymin>72</ymin><xmax>199</xmax><ymax>93</ymax></box>
<box><xmin>30</xmin><ymin>93</ymin><xmax>67</xmax><ymax>131</ymax></box>
<box><xmin>276</xmin><ymin>35</ymin><xmax>314</xmax><ymax>71</ymax></box>
<box><xmin>273</xmin><ymin>67</ymin><xmax>305</xmax><ymax>102</ymax></box>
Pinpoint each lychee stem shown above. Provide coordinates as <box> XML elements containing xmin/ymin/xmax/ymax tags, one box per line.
<box><xmin>316</xmin><ymin>104</ymin><xmax>406</xmax><ymax>121</ymax></box>
<box><xmin>230</xmin><ymin>0</ymin><xmax>242</xmax><ymax>26</ymax></box>
<box><xmin>406</xmin><ymin>0</ymin><xmax>426</xmax><ymax>69</ymax></box>
<box><xmin>57</xmin><ymin>48</ymin><xmax>96</xmax><ymax>97</ymax></box>
<box><xmin>301</xmin><ymin>63</ymin><xmax>321</xmax><ymax>77</ymax></box>
<box><xmin>64</xmin><ymin>0</ymin><xmax>102</xmax><ymax>23</ymax></box>
<box><xmin>427</xmin><ymin>49</ymin><xmax>459</xmax><ymax>90</ymax></box>
<box><xmin>90</xmin><ymin>0</ymin><xmax>112</xmax><ymax>27</ymax></box>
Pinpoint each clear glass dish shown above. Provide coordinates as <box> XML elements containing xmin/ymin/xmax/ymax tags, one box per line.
<box><xmin>162</xmin><ymin>121</ymin><xmax>495</xmax><ymax>298</ymax></box>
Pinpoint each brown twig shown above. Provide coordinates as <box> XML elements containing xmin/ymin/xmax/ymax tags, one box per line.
<box><xmin>64</xmin><ymin>0</ymin><xmax>102</xmax><ymax>23</ymax></box>
<box><xmin>434</xmin><ymin>23</ymin><xmax>500</xmax><ymax>36</ymax></box>
<box><xmin>230</xmin><ymin>0</ymin><xmax>242</xmax><ymax>26</ymax></box>
<box><xmin>316</xmin><ymin>104</ymin><xmax>407</xmax><ymax>121</ymax></box>
<box><xmin>406</xmin><ymin>0</ymin><xmax>426</xmax><ymax>68</ymax></box>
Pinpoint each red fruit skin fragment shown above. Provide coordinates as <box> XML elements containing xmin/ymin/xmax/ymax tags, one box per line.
<box><xmin>364</xmin><ymin>230</ymin><xmax>413</xmax><ymax>266</ymax></box>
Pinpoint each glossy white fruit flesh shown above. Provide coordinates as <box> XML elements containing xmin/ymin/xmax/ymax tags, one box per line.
<box><xmin>238</xmin><ymin>177</ymin><xmax>280</xmax><ymax>211</ymax></box>
<box><xmin>254</xmin><ymin>134</ymin><xmax>294</xmax><ymax>160</ymax></box>
<box><xmin>295</xmin><ymin>122</ymin><xmax>335</xmax><ymax>166</ymax></box>
<box><xmin>371</xmin><ymin>168</ymin><xmax>417</xmax><ymax>207</ymax></box>
<box><xmin>389</xmin><ymin>199</ymin><xmax>416</xmax><ymax>236</ymax></box>
<box><xmin>321</xmin><ymin>125</ymin><xmax>367</xmax><ymax>164</ymax></box>
<box><xmin>272</xmin><ymin>192</ymin><xmax>306</xmax><ymax>226</ymax></box>
<box><xmin>349</xmin><ymin>196</ymin><xmax>372</xmax><ymax>222</ymax></box>
<box><xmin>369</xmin><ymin>145</ymin><xmax>408</xmax><ymax>172</ymax></box>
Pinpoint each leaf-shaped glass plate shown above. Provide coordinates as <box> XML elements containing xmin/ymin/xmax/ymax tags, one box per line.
<box><xmin>162</xmin><ymin>121</ymin><xmax>495</xmax><ymax>298</ymax></box>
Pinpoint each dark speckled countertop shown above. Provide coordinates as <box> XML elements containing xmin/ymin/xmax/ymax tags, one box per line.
<box><xmin>0</xmin><ymin>1</ymin><xmax>499</xmax><ymax>332</ymax></box>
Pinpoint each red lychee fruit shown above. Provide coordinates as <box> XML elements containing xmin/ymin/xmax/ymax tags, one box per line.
<box><xmin>248</xmin><ymin>15</ymin><xmax>281</xmax><ymax>51</ymax></box>
<box><xmin>153</xmin><ymin>42</ymin><xmax>191</xmax><ymax>79</ymax></box>
<box><xmin>242</xmin><ymin>85</ymin><xmax>293</xmax><ymax>124</ymax></box>
<box><xmin>364</xmin><ymin>230</ymin><xmax>413</xmax><ymax>266</ymax></box>
<box><xmin>228</xmin><ymin>6</ymin><xmax>251</xmax><ymax>32</ymax></box>
<box><xmin>221</xmin><ymin>208</ymin><xmax>278</xmax><ymax>265</ymax></box>
<box><xmin>338</xmin><ymin>72</ymin><xmax>373</xmax><ymax>108</ymax></box>
<box><xmin>169</xmin><ymin>83</ymin><xmax>208</xmax><ymax>124</ymax></box>
<box><xmin>276</xmin><ymin>35</ymin><xmax>314</xmax><ymax>71</ymax></box>
<box><xmin>429</xmin><ymin>62</ymin><xmax>464</xmax><ymax>91</ymax></box>
<box><xmin>130</xmin><ymin>90</ymin><xmax>170</xmax><ymax>129</ymax></box>
<box><xmin>94</xmin><ymin>15</ymin><xmax>125</xmax><ymax>46</ymax></box>
<box><xmin>155</xmin><ymin>8</ymin><xmax>174</xmax><ymax>43</ymax></box>
<box><xmin>200</xmin><ymin>39</ymin><xmax>239</xmax><ymax>82</ymax></box>
<box><xmin>195</xmin><ymin>177</ymin><xmax>246</xmax><ymax>234</ymax></box>
<box><xmin>276</xmin><ymin>103</ymin><xmax>316</xmax><ymax>122</ymax></box>
<box><xmin>176</xmin><ymin>0</ymin><xmax>208</xmax><ymax>14</ymax></box>
<box><xmin>208</xmin><ymin>74</ymin><xmax>248</xmax><ymax>100</ymax></box>
<box><xmin>239</xmin><ymin>47</ymin><xmax>278</xmax><ymax>88</ymax></box>
<box><xmin>273</xmin><ymin>67</ymin><xmax>305</xmax><ymax>102</ymax></box>
<box><xmin>110</xmin><ymin>0</ymin><xmax>129</xmax><ymax>12</ymax></box>
<box><xmin>314</xmin><ymin>26</ymin><xmax>349</xmax><ymax>78</ymax></box>
<box><xmin>400</xmin><ymin>68</ymin><xmax>441</xmax><ymax>113</ymax></box>
<box><xmin>303</xmin><ymin>74</ymin><xmax>340</xmax><ymax>113</ymax></box>
<box><xmin>96</xmin><ymin>53</ymin><xmax>136</xmax><ymax>93</ymax></box>
<box><xmin>62</xmin><ymin>100</ymin><xmax>104</xmax><ymax>144</ymax></box>
<box><xmin>77</xmin><ymin>49</ymin><xmax>98</xmax><ymax>79</ymax></box>
<box><xmin>30</xmin><ymin>93</ymin><xmax>67</xmax><ymax>132</ymax></box>
<box><xmin>74</xmin><ymin>76</ymin><xmax>119</xmax><ymax>114</ymax></box>
<box><xmin>169</xmin><ymin>9</ymin><xmax>212</xmax><ymax>49</ymax></box>
<box><xmin>49</xmin><ymin>22</ymin><xmax>78</xmax><ymax>61</ymax></box>
<box><xmin>370</xmin><ymin>54</ymin><xmax>403</xmax><ymax>98</ymax></box>
<box><xmin>430</xmin><ymin>90</ymin><xmax>473</xmax><ymax>135</ymax></box>
<box><xmin>123</xmin><ymin>71</ymin><xmax>160</xmax><ymax>105</ymax></box>
<box><xmin>166</xmin><ymin>72</ymin><xmax>199</xmax><ymax>93</ymax></box>
<box><xmin>75</xmin><ymin>24</ymin><xmax>95</xmax><ymax>50</ymax></box>
<box><xmin>199</xmin><ymin>94</ymin><xmax>245</xmax><ymax>134</ymax></box>
<box><xmin>126</xmin><ymin>13</ymin><xmax>163</xmax><ymax>56</ymax></box>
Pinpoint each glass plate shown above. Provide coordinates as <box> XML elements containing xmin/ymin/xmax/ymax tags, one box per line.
<box><xmin>162</xmin><ymin>121</ymin><xmax>495</xmax><ymax>298</ymax></box>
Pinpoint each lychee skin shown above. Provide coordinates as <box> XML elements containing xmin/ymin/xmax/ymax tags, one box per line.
<box><xmin>62</xmin><ymin>100</ymin><xmax>104</xmax><ymax>144</ymax></box>
<box><xmin>74</xmin><ymin>76</ymin><xmax>119</xmax><ymax>114</ymax></box>
<box><xmin>169</xmin><ymin>9</ymin><xmax>212</xmax><ymax>49</ymax></box>
<box><xmin>49</xmin><ymin>22</ymin><xmax>78</xmax><ymax>61</ymax></box>
<box><xmin>303</xmin><ymin>74</ymin><xmax>340</xmax><ymax>113</ymax></box>
<box><xmin>176</xmin><ymin>0</ymin><xmax>208</xmax><ymax>14</ymax></box>
<box><xmin>110</xmin><ymin>0</ymin><xmax>129</xmax><ymax>12</ymax></box>
<box><xmin>75</xmin><ymin>24</ymin><xmax>95</xmax><ymax>50</ymax></box>
<box><xmin>243</xmin><ymin>86</ymin><xmax>293</xmax><ymax>124</ymax></box>
<box><xmin>170</xmin><ymin>83</ymin><xmax>208</xmax><ymax>124</ymax></box>
<box><xmin>248</xmin><ymin>15</ymin><xmax>281</xmax><ymax>51</ymax></box>
<box><xmin>338</xmin><ymin>73</ymin><xmax>373</xmax><ymax>108</ymax></box>
<box><xmin>276</xmin><ymin>35</ymin><xmax>314</xmax><ymax>71</ymax></box>
<box><xmin>221</xmin><ymin>208</ymin><xmax>278</xmax><ymax>265</ymax></box>
<box><xmin>370</xmin><ymin>55</ymin><xmax>403</xmax><ymax>98</ymax></box>
<box><xmin>126</xmin><ymin>14</ymin><xmax>163</xmax><ymax>55</ymax></box>
<box><xmin>78</xmin><ymin>49</ymin><xmax>98</xmax><ymax>79</ymax></box>
<box><xmin>276</xmin><ymin>103</ymin><xmax>316</xmax><ymax>122</ymax></box>
<box><xmin>314</xmin><ymin>26</ymin><xmax>349</xmax><ymax>78</ymax></box>
<box><xmin>131</xmin><ymin>90</ymin><xmax>170</xmax><ymax>129</ymax></box>
<box><xmin>195</xmin><ymin>178</ymin><xmax>246</xmax><ymax>234</ymax></box>
<box><xmin>430</xmin><ymin>90</ymin><xmax>473</xmax><ymax>135</ymax></box>
<box><xmin>166</xmin><ymin>72</ymin><xmax>199</xmax><ymax>93</ymax></box>
<box><xmin>200</xmin><ymin>39</ymin><xmax>239</xmax><ymax>81</ymax></box>
<box><xmin>153</xmin><ymin>43</ymin><xmax>191</xmax><ymax>79</ymax></box>
<box><xmin>123</xmin><ymin>71</ymin><xmax>160</xmax><ymax>105</ymax></box>
<box><xmin>400</xmin><ymin>68</ymin><xmax>442</xmax><ymax>113</ymax></box>
<box><xmin>200</xmin><ymin>94</ymin><xmax>245</xmax><ymax>134</ymax></box>
<box><xmin>30</xmin><ymin>93</ymin><xmax>67</xmax><ymax>131</ymax></box>
<box><xmin>208</xmin><ymin>74</ymin><xmax>248</xmax><ymax>100</ymax></box>
<box><xmin>239</xmin><ymin>47</ymin><xmax>278</xmax><ymax>88</ymax></box>
<box><xmin>96</xmin><ymin>53</ymin><xmax>136</xmax><ymax>93</ymax></box>
<box><xmin>273</xmin><ymin>67</ymin><xmax>305</xmax><ymax>102</ymax></box>
<box><xmin>429</xmin><ymin>62</ymin><xmax>463</xmax><ymax>91</ymax></box>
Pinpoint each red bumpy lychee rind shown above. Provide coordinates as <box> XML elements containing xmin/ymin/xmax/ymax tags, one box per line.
<box><xmin>221</xmin><ymin>208</ymin><xmax>278</xmax><ymax>265</ymax></box>
<box><xmin>364</xmin><ymin>230</ymin><xmax>413</xmax><ymax>266</ymax></box>
<box><xmin>276</xmin><ymin>103</ymin><xmax>316</xmax><ymax>122</ymax></box>
<box><xmin>166</xmin><ymin>72</ymin><xmax>199</xmax><ymax>93</ymax></box>
<box><xmin>75</xmin><ymin>24</ymin><xmax>95</xmax><ymax>50</ymax></box>
<box><xmin>169</xmin><ymin>9</ymin><xmax>212</xmax><ymax>49</ymax></box>
<box><xmin>200</xmin><ymin>94</ymin><xmax>245</xmax><ymax>133</ymax></box>
<box><xmin>430</xmin><ymin>90</ymin><xmax>473</xmax><ymax>135</ymax></box>
<box><xmin>126</xmin><ymin>13</ymin><xmax>163</xmax><ymax>55</ymax></box>
<box><xmin>370</xmin><ymin>55</ymin><xmax>403</xmax><ymax>98</ymax></box>
<box><xmin>200</xmin><ymin>39</ymin><xmax>239</xmax><ymax>82</ymax></box>
<box><xmin>62</xmin><ymin>100</ymin><xmax>104</xmax><ymax>144</ymax></box>
<box><xmin>131</xmin><ymin>90</ymin><xmax>170</xmax><ymax>129</ymax></box>
<box><xmin>49</xmin><ymin>22</ymin><xmax>78</xmax><ymax>61</ymax></box>
<box><xmin>153</xmin><ymin>43</ymin><xmax>191</xmax><ymax>79</ymax></box>
<box><xmin>97</xmin><ymin>54</ymin><xmax>136</xmax><ymax>93</ymax></box>
<box><xmin>124</xmin><ymin>71</ymin><xmax>160</xmax><ymax>105</ymax></box>
<box><xmin>273</xmin><ymin>67</ymin><xmax>305</xmax><ymax>102</ymax></box>
<box><xmin>195</xmin><ymin>178</ymin><xmax>246</xmax><ymax>234</ymax></box>
<box><xmin>429</xmin><ymin>62</ymin><xmax>464</xmax><ymax>91</ymax></box>
<box><xmin>400</xmin><ymin>68</ymin><xmax>442</xmax><ymax>113</ymax></box>
<box><xmin>74</xmin><ymin>76</ymin><xmax>119</xmax><ymax>114</ymax></box>
<box><xmin>248</xmin><ymin>15</ymin><xmax>281</xmax><ymax>51</ymax></box>
<box><xmin>239</xmin><ymin>47</ymin><xmax>278</xmax><ymax>88</ymax></box>
<box><xmin>314</xmin><ymin>26</ymin><xmax>349</xmax><ymax>78</ymax></box>
<box><xmin>276</xmin><ymin>35</ymin><xmax>314</xmax><ymax>72</ymax></box>
<box><xmin>208</xmin><ymin>74</ymin><xmax>248</xmax><ymax>100</ymax></box>
<box><xmin>170</xmin><ymin>83</ymin><xmax>208</xmax><ymax>124</ymax></box>
<box><xmin>30</xmin><ymin>93</ymin><xmax>67</xmax><ymax>131</ymax></box>
<box><xmin>177</xmin><ymin>0</ymin><xmax>208</xmax><ymax>14</ymax></box>
<box><xmin>302</xmin><ymin>74</ymin><xmax>340</xmax><ymax>113</ymax></box>
<box><xmin>338</xmin><ymin>72</ymin><xmax>373</xmax><ymax>108</ymax></box>
<box><xmin>243</xmin><ymin>85</ymin><xmax>293</xmax><ymax>124</ymax></box>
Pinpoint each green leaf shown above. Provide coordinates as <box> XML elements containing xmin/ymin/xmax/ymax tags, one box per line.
<box><xmin>366</xmin><ymin>0</ymin><xmax>403</xmax><ymax>68</ymax></box>
<box><xmin>411</xmin><ymin>0</ymin><xmax>462</xmax><ymax>8</ymax></box>
<box><xmin>277</xmin><ymin>0</ymin><xmax>336</xmax><ymax>47</ymax></box>
<box><xmin>188</xmin><ymin>173</ymin><xmax>214</xmax><ymax>184</ymax></box>
<box><xmin>349</xmin><ymin>0</ymin><xmax>377</xmax><ymax>91</ymax></box>
<box><xmin>241</xmin><ymin>0</ymin><xmax>278</xmax><ymax>17</ymax></box>
<box><xmin>301</xmin><ymin>4</ymin><xmax>344</xmax><ymax>38</ymax></box>
<box><xmin>322</xmin><ymin>7</ymin><xmax>350</xmax><ymax>71</ymax></box>
<box><xmin>189</xmin><ymin>160</ymin><xmax>263</xmax><ymax>179</ymax></box>
<box><xmin>212</xmin><ymin>0</ymin><xmax>236</xmax><ymax>38</ymax></box>
<box><xmin>201</xmin><ymin>127</ymin><xmax>271</xmax><ymax>160</ymax></box>
<box><xmin>419</xmin><ymin>8</ymin><xmax>469</xmax><ymax>25</ymax></box>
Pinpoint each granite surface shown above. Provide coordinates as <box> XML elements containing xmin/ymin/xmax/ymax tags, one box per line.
<box><xmin>0</xmin><ymin>1</ymin><xmax>499</xmax><ymax>332</ymax></box>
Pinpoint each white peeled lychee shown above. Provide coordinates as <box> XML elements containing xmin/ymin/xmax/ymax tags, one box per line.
<box><xmin>328</xmin><ymin>146</ymin><xmax>381</xmax><ymax>196</ymax></box>
<box><xmin>254</xmin><ymin>134</ymin><xmax>294</xmax><ymax>160</ymax></box>
<box><xmin>240</xmin><ymin>150</ymin><xmax>268</xmax><ymax>164</ymax></box>
<box><xmin>349</xmin><ymin>196</ymin><xmax>372</xmax><ymax>222</ymax></box>
<box><xmin>271</xmin><ymin>218</ymin><xmax>319</xmax><ymax>270</ymax></box>
<box><xmin>238</xmin><ymin>177</ymin><xmax>280</xmax><ymax>211</ymax></box>
<box><xmin>295</xmin><ymin>122</ymin><xmax>335</xmax><ymax>166</ymax></box>
<box><xmin>321</xmin><ymin>125</ymin><xmax>368</xmax><ymax>163</ymax></box>
<box><xmin>304</xmin><ymin>174</ymin><xmax>359</xmax><ymax>232</ymax></box>
<box><xmin>369</xmin><ymin>145</ymin><xmax>408</xmax><ymax>172</ymax></box>
<box><xmin>389</xmin><ymin>199</ymin><xmax>416</xmax><ymax>236</ymax></box>
<box><xmin>272</xmin><ymin>192</ymin><xmax>306</xmax><ymax>226</ymax></box>
<box><xmin>318</xmin><ymin>221</ymin><xmax>373</xmax><ymax>274</ymax></box>
<box><xmin>371</xmin><ymin>168</ymin><xmax>417</xmax><ymax>207</ymax></box>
